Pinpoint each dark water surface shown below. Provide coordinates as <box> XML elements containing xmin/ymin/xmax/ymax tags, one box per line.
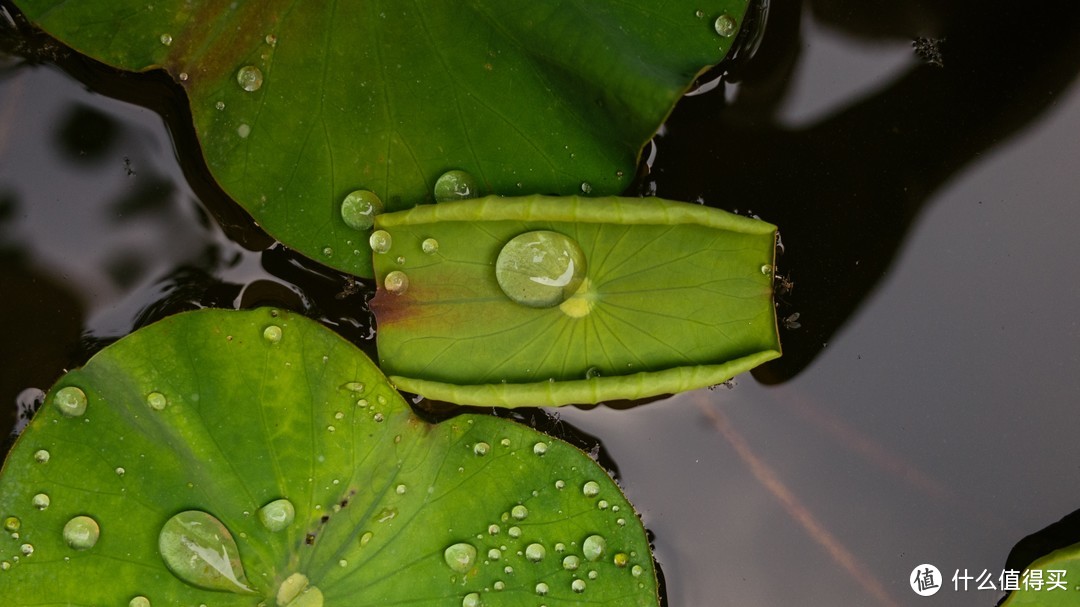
<box><xmin>3</xmin><ymin>1</ymin><xmax>1080</xmax><ymax>606</ymax></box>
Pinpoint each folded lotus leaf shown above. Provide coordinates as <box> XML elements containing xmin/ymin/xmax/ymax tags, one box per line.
<box><xmin>370</xmin><ymin>196</ymin><xmax>781</xmax><ymax>406</ymax></box>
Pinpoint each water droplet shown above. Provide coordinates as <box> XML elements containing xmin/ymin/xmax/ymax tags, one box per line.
<box><xmin>597</xmin><ymin>500</ymin><xmax>609</xmax><ymax>510</ymax></box>
<box><xmin>147</xmin><ymin>391</ymin><xmax>168</xmax><ymax>411</ymax></box>
<box><xmin>535</xmin><ymin>582</ymin><xmax>549</xmax><ymax>595</ymax></box>
<box><xmin>395</xmin><ymin>484</ymin><xmax>407</xmax><ymax>495</ymax></box>
<box><xmin>585</xmin><ymin>366</ymin><xmax>601</xmax><ymax>379</ymax></box>
<box><xmin>632</xmin><ymin>564</ymin><xmax>644</xmax><ymax>577</ymax></box>
<box><xmin>263</xmin><ymin>325</ymin><xmax>283</xmax><ymax>343</ymax></box>
<box><xmin>444</xmin><ymin>542</ymin><xmax>477</xmax><ymax>573</ymax></box>
<box><xmin>582</xmin><ymin>535</ymin><xmax>606</xmax><ymax>561</ymax></box>
<box><xmin>493</xmin><ymin>581</ymin><xmax>505</xmax><ymax>591</ymax></box>
<box><xmin>487</xmin><ymin>524</ymin><xmax>500</xmax><ymax>535</ymax></box>
<box><xmin>508</xmin><ymin>526</ymin><xmax>521</xmax><ymax>538</ymax></box>
<box><xmin>369</xmin><ymin>230</ymin><xmax>392</xmax><ymax>254</ymax></box>
<box><xmin>373</xmin><ymin>412</ymin><xmax>384</xmax><ymax>423</ymax></box>
<box><xmin>714</xmin><ymin>13</ymin><xmax>738</xmax><ymax>37</ymax></box>
<box><xmin>3</xmin><ymin>517</ymin><xmax>20</xmax><ymax>532</ymax></box>
<box><xmin>20</xmin><ymin>544</ymin><xmax>33</xmax><ymax>556</ymax></box>
<box><xmin>277</xmin><ymin>572</ymin><xmax>324</xmax><ymax>607</ymax></box>
<box><xmin>572</xmin><ymin>579</ymin><xmax>586</xmax><ymax>593</ymax></box>
<box><xmin>582</xmin><ymin>481</ymin><xmax>600</xmax><ymax>497</ymax></box>
<box><xmin>179</xmin><ymin>72</ymin><xmax>189</xmax><ymax>81</ymax></box>
<box><xmin>418</xmin><ymin>238</ymin><xmax>441</xmax><ymax>255</ymax></box>
<box><xmin>54</xmin><ymin>386</ymin><xmax>87</xmax><ymax>417</ymax></box>
<box><xmin>495</xmin><ymin>231</ymin><xmax>587</xmax><ymax>308</ymax></box>
<box><xmin>258</xmin><ymin>498</ymin><xmax>295</xmax><ymax>532</ymax></box>
<box><xmin>434</xmin><ymin>169</ymin><xmax>479</xmax><ymax>201</ymax></box>
<box><xmin>31</xmin><ymin>493</ymin><xmax>49</xmax><ymax>510</ymax></box>
<box><xmin>340</xmin><ymin>190</ymin><xmax>383</xmax><ymax>230</ymax></box>
<box><xmin>384</xmin><ymin>271</ymin><xmax>409</xmax><ymax>294</ymax></box>
<box><xmin>499</xmin><ymin>438</ymin><xmax>511</xmax><ymax>447</ymax></box>
<box><xmin>237</xmin><ymin>123</ymin><xmax>251</xmax><ymax>138</ymax></box>
<box><xmin>614</xmin><ymin>552</ymin><xmax>629</xmax><ymax>567</ymax></box>
<box><xmin>359</xmin><ymin>531</ymin><xmax>374</xmax><ymax>547</ymax></box>
<box><xmin>487</xmin><ymin>547</ymin><xmax>501</xmax><ymax>560</ymax></box>
<box><xmin>265</xmin><ymin>34</ymin><xmax>278</xmax><ymax>46</ymax></box>
<box><xmin>33</xmin><ymin>449</ymin><xmax>49</xmax><ymax>463</ymax></box>
<box><xmin>215</xmin><ymin>101</ymin><xmax>226</xmax><ymax>111</ymax></box>
<box><xmin>236</xmin><ymin>65</ymin><xmax>264</xmax><ymax>92</ymax></box>
<box><xmin>511</xmin><ymin>505</ymin><xmax>528</xmax><ymax>521</ymax></box>
<box><xmin>322</xmin><ymin>247</ymin><xmax>334</xmax><ymax>257</ymax></box>
<box><xmin>695</xmin><ymin>9</ymin><xmax>705</xmax><ymax>18</ymax></box>
<box><xmin>562</xmin><ymin>555</ymin><xmax>580</xmax><ymax>570</ymax></box>
<box><xmin>63</xmin><ymin>515</ymin><xmax>99</xmax><ymax>550</ymax></box>
<box><xmin>760</xmin><ymin>264</ymin><xmax>773</xmax><ymax>276</ymax></box>
<box><xmin>473</xmin><ymin>442</ymin><xmax>490</xmax><ymax>456</ymax></box>
<box><xmin>580</xmin><ymin>182</ymin><xmax>593</xmax><ymax>194</ymax></box>
<box><xmin>617</xmin><ymin>518</ymin><xmax>626</xmax><ymax>526</ymax></box>
<box><xmin>588</xmin><ymin>570</ymin><xmax>599</xmax><ymax>580</ymax></box>
<box><xmin>525</xmin><ymin>543</ymin><xmax>546</xmax><ymax>562</ymax></box>
<box><xmin>533</xmin><ymin>442</ymin><xmax>548</xmax><ymax>456</ymax></box>
<box><xmin>344</xmin><ymin>382</ymin><xmax>365</xmax><ymax>393</ymax></box>
<box><xmin>129</xmin><ymin>596</ymin><xmax>151</xmax><ymax>607</ymax></box>
<box><xmin>158</xmin><ymin>510</ymin><xmax>253</xmax><ymax>593</ymax></box>
<box><xmin>160</xmin><ymin>33</ymin><xmax>173</xmax><ymax>46</ymax></box>
<box><xmin>461</xmin><ymin>592</ymin><xmax>481</xmax><ymax>607</ymax></box>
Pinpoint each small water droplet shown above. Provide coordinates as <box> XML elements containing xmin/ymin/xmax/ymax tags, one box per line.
<box><xmin>588</xmin><ymin>570</ymin><xmax>599</xmax><ymax>580</ymax></box>
<box><xmin>562</xmin><ymin>555</ymin><xmax>580</xmax><ymax>570</ymax></box>
<box><xmin>158</xmin><ymin>510</ymin><xmax>253</xmax><ymax>593</ymax></box>
<box><xmin>585</xmin><ymin>366</ymin><xmax>601</xmax><ymax>379</ymax></box>
<box><xmin>632</xmin><ymin>564</ymin><xmax>644</xmax><ymax>577</ymax></box>
<box><xmin>532</xmin><ymin>442</ymin><xmax>548</xmax><ymax>456</ymax></box>
<box><xmin>31</xmin><ymin>493</ymin><xmax>50</xmax><ymax>510</ymax></box>
<box><xmin>147</xmin><ymin>391</ymin><xmax>168</xmax><ymax>411</ymax></box>
<box><xmin>115</xmin><ymin>467</ymin><xmax>125</xmax><ymax>476</ymax></box>
<box><xmin>263</xmin><ymin>325</ymin><xmax>283</xmax><ymax>343</ymax></box>
<box><xmin>617</xmin><ymin>518</ymin><xmax>626</xmax><ymax>526</ymax></box>
<box><xmin>461</xmin><ymin>592</ymin><xmax>481</xmax><ymax>607</ymax></box>
<box><xmin>444</xmin><ymin>542</ymin><xmax>477</xmax><ymax>573</ymax></box>
<box><xmin>714</xmin><ymin>13</ymin><xmax>738</xmax><ymax>37</ymax></box>
<box><xmin>236</xmin><ymin>65</ymin><xmax>264</xmax><ymax>92</ymax></box>
<box><xmin>265</xmin><ymin>34</ymin><xmax>278</xmax><ymax>46</ymax></box>
<box><xmin>359</xmin><ymin>531</ymin><xmax>374</xmax><ymax>547</ymax></box>
<box><xmin>572</xmin><ymin>579</ymin><xmax>586</xmax><ymax>593</ymax></box>
<box><xmin>695</xmin><ymin>9</ymin><xmax>705</xmax><ymax>18</ymax></box>
<box><xmin>434</xmin><ymin>169</ymin><xmax>479</xmax><ymax>201</ymax></box>
<box><xmin>580</xmin><ymin>182</ymin><xmax>593</xmax><ymax>194</ymax></box>
<box><xmin>258</xmin><ymin>498</ymin><xmax>295</xmax><ymax>532</ymax></box>
<box><xmin>179</xmin><ymin>72</ymin><xmax>189</xmax><ymax>81</ymax></box>
<box><xmin>493</xmin><ymin>580</ymin><xmax>505</xmax><ymax>591</ymax></box>
<box><xmin>554</xmin><ymin>480</ymin><xmax>565</xmax><ymax>489</ymax></box>
<box><xmin>369</xmin><ymin>230</ymin><xmax>392</xmax><ymax>254</ymax></box>
<box><xmin>3</xmin><ymin>517</ymin><xmax>20</xmax><ymax>532</ymax></box>
<box><xmin>508</xmin><ymin>526</ymin><xmax>521</xmax><ymax>538</ymax></box>
<box><xmin>373</xmin><ymin>412</ymin><xmax>384</xmax><ymax>423</ymax></box>
<box><xmin>582</xmin><ymin>535</ymin><xmax>606</xmax><ymax>561</ymax></box>
<box><xmin>63</xmin><ymin>515</ymin><xmax>99</xmax><ymax>550</ymax></box>
<box><xmin>344</xmin><ymin>382</ymin><xmax>366</xmax><ymax>393</ymax></box>
<box><xmin>395</xmin><ymin>484</ymin><xmax>407</xmax><ymax>495</ymax></box>
<box><xmin>535</xmin><ymin>582</ymin><xmax>549</xmax><ymax>595</ymax></box>
<box><xmin>340</xmin><ymin>190</ymin><xmax>383</xmax><ymax>230</ymax></box>
<box><xmin>33</xmin><ymin>449</ymin><xmax>49</xmax><ymax>463</ymax></box>
<box><xmin>473</xmin><ymin>442</ymin><xmax>490</xmax><ymax>456</ymax></box>
<box><xmin>160</xmin><ymin>33</ymin><xmax>173</xmax><ymax>46</ymax></box>
<box><xmin>511</xmin><ymin>505</ymin><xmax>528</xmax><ymax>521</ymax></box>
<box><xmin>486</xmin><ymin>547</ymin><xmax>502</xmax><ymax>561</ymax></box>
<box><xmin>237</xmin><ymin>123</ymin><xmax>251</xmax><ymax>138</ymax></box>
<box><xmin>421</xmin><ymin>238</ymin><xmax>440</xmax><ymax>254</ymax></box>
<box><xmin>495</xmin><ymin>231</ymin><xmax>587</xmax><ymax>308</ymax></box>
<box><xmin>384</xmin><ymin>271</ymin><xmax>409</xmax><ymax>294</ymax></box>
<box><xmin>597</xmin><ymin>500</ymin><xmax>609</xmax><ymax>510</ymax></box>
<box><xmin>276</xmin><ymin>572</ymin><xmax>324</xmax><ymax>607</ymax></box>
<box><xmin>525</xmin><ymin>543</ymin><xmax>546</xmax><ymax>562</ymax></box>
<box><xmin>20</xmin><ymin>544</ymin><xmax>33</xmax><ymax>556</ymax></box>
<box><xmin>582</xmin><ymin>481</ymin><xmax>600</xmax><ymax>497</ymax></box>
<box><xmin>500</xmin><ymin>438</ymin><xmax>511</xmax><ymax>447</ymax></box>
<box><xmin>54</xmin><ymin>386</ymin><xmax>87</xmax><ymax>417</ymax></box>
<box><xmin>487</xmin><ymin>524</ymin><xmax>500</xmax><ymax>535</ymax></box>
<box><xmin>613</xmin><ymin>552</ymin><xmax>629</xmax><ymax>567</ymax></box>
<box><xmin>322</xmin><ymin>247</ymin><xmax>334</xmax><ymax>257</ymax></box>
<box><xmin>215</xmin><ymin>101</ymin><xmax>226</xmax><ymax>111</ymax></box>
<box><xmin>129</xmin><ymin>596</ymin><xmax>151</xmax><ymax>607</ymax></box>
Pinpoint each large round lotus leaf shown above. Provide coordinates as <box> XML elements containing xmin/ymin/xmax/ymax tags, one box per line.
<box><xmin>1000</xmin><ymin>542</ymin><xmax>1080</xmax><ymax>606</ymax></box>
<box><xmin>0</xmin><ymin>308</ymin><xmax>658</xmax><ymax>606</ymax></box>
<box><xmin>370</xmin><ymin>195</ymin><xmax>781</xmax><ymax>406</ymax></box>
<box><xmin>12</xmin><ymin>0</ymin><xmax>751</xmax><ymax>277</ymax></box>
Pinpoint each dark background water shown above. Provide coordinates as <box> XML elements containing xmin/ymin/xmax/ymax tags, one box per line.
<box><xmin>3</xmin><ymin>1</ymin><xmax>1080</xmax><ymax>605</ymax></box>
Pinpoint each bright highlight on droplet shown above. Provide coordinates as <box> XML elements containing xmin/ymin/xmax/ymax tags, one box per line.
<box><xmin>54</xmin><ymin>386</ymin><xmax>87</xmax><ymax>417</ymax></box>
<box><xmin>63</xmin><ymin>515</ymin><xmax>100</xmax><ymax>550</ymax></box>
<box><xmin>434</xmin><ymin>169</ymin><xmax>479</xmax><ymax>201</ymax></box>
<box><xmin>495</xmin><ymin>231</ymin><xmax>587</xmax><ymax>308</ymax></box>
<box><xmin>340</xmin><ymin>190</ymin><xmax>383</xmax><ymax>230</ymax></box>
<box><xmin>236</xmin><ymin>65</ymin><xmax>264</xmax><ymax>92</ymax></box>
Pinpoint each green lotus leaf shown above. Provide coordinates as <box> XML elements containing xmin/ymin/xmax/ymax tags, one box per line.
<box><xmin>370</xmin><ymin>195</ymin><xmax>781</xmax><ymax>406</ymax></box>
<box><xmin>1000</xmin><ymin>542</ymin><xmax>1080</xmax><ymax>606</ymax></box>
<box><xmin>0</xmin><ymin>308</ymin><xmax>658</xmax><ymax>605</ymax></box>
<box><xmin>13</xmin><ymin>0</ymin><xmax>750</xmax><ymax>277</ymax></box>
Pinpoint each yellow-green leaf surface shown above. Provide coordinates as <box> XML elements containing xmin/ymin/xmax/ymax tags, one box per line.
<box><xmin>370</xmin><ymin>196</ymin><xmax>781</xmax><ymax>406</ymax></box>
<box><xmin>13</xmin><ymin>0</ymin><xmax>750</xmax><ymax>277</ymax></box>
<box><xmin>0</xmin><ymin>308</ymin><xmax>658</xmax><ymax>605</ymax></box>
<box><xmin>1001</xmin><ymin>542</ymin><xmax>1080</xmax><ymax>606</ymax></box>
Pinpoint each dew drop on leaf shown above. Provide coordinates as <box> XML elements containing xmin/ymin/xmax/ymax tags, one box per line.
<box><xmin>263</xmin><ymin>325</ymin><xmax>283</xmax><ymax>343</ymax></box>
<box><xmin>146</xmin><ymin>391</ymin><xmax>167</xmax><ymax>411</ymax></box>
<box><xmin>31</xmin><ymin>493</ymin><xmax>49</xmax><ymax>510</ymax></box>
<box><xmin>562</xmin><ymin>555</ymin><xmax>580</xmax><ymax>570</ymax></box>
<box><xmin>258</xmin><ymin>498</ymin><xmax>295</xmax><ymax>532</ymax></box>
<box><xmin>369</xmin><ymin>230</ymin><xmax>392</xmax><ymax>254</ymax></box>
<box><xmin>473</xmin><ymin>442</ymin><xmax>490</xmax><ymax>456</ymax></box>
<box><xmin>525</xmin><ymin>543</ymin><xmax>546</xmax><ymax>562</ymax></box>
<box><xmin>236</xmin><ymin>65</ymin><xmax>264</xmax><ymax>92</ymax></box>
<box><xmin>444</xmin><ymin>542</ymin><xmax>477</xmax><ymax>573</ymax></box>
<box><xmin>54</xmin><ymin>386</ymin><xmax>87</xmax><ymax>417</ymax></box>
<box><xmin>582</xmin><ymin>480</ymin><xmax>600</xmax><ymax>497</ymax></box>
<box><xmin>495</xmin><ymin>231</ymin><xmax>587</xmax><ymax>308</ymax></box>
<box><xmin>511</xmin><ymin>505</ymin><xmax>528</xmax><ymax>520</ymax></box>
<box><xmin>434</xmin><ymin>169</ymin><xmax>478</xmax><ymax>201</ymax></box>
<box><xmin>572</xmin><ymin>578</ymin><xmax>587</xmax><ymax>593</ymax></box>
<box><xmin>421</xmin><ymin>238</ymin><xmax>439</xmax><ymax>254</ymax></box>
<box><xmin>158</xmin><ymin>510</ymin><xmax>254</xmax><ymax>594</ymax></box>
<box><xmin>582</xmin><ymin>534</ymin><xmax>606</xmax><ymax>561</ymax></box>
<box><xmin>535</xmin><ymin>582</ymin><xmax>549</xmax><ymax>595</ymax></box>
<box><xmin>3</xmin><ymin>516</ymin><xmax>20</xmax><ymax>532</ymax></box>
<box><xmin>384</xmin><ymin>271</ymin><xmax>409</xmax><ymax>295</ymax></box>
<box><xmin>33</xmin><ymin>449</ymin><xmax>49</xmax><ymax>463</ymax></box>
<box><xmin>340</xmin><ymin>190</ymin><xmax>383</xmax><ymax>230</ymax></box>
<box><xmin>63</xmin><ymin>515</ymin><xmax>99</xmax><ymax>550</ymax></box>
<box><xmin>714</xmin><ymin>14</ymin><xmax>738</xmax><ymax>37</ymax></box>
<box><xmin>128</xmin><ymin>596</ymin><xmax>151</xmax><ymax>607</ymax></box>
<box><xmin>461</xmin><ymin>592</ymin><xmax>481</xmax><ymax>607</ymax></box>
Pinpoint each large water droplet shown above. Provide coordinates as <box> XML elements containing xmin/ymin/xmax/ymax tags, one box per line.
<box><xmin>258</xmin><ymin>498</ymin><xmax>295</xmax><ymax>532</ymax></box>
<box><xmin>146</xmin><ymin>391</ymin><xmax>168</xmax><ymax>411</ymax></box>
<box><xmin>32</xmin><ymin>493</ymin><xmax>50</xmax><ymax>510</ymax></box>
<box><xmin>495</xmin><ymin>231</ymin><xmax>587</xmax><ymax>308</ymax></box>
<box><xmin>444</xmin><ymin>542</ymin><xmax>477</xmax><ymax>573</ymax></box>
<box><xmin>263</xmin><ymin>325</ymin><xmax>283</xmax><ymax>343</ymax></box>
<box><xmin>384</xmin><ymin>271</ymin><xmax>409</xmax><ymax>295</ymax></box>
<box><xmin>714</xmin><ymin>13</ymin><xmax>738</xmax><ymax>37</ymax></box>
<box><xmin>63</xmin><ymin>515</ymin><xmax>100</xmax><ymax>550</ymax></box>
<box><xmin>582</xmin><ymin>534</ymin><xmax>606</xmax><ymax>561</ymax></box>
<box><xmin>340</xmin><ymin>190</ymin><xmax>383</xmax><ymax>230</ymax></box>
<box><xmin>421</xmin><ymin>238</ymin><xmax>440</xmax><ymax>254</ymax></box>
<box><xmin>461</xmin><ymin>592</ymin><xmax>481</xmax><ymax>607</ymax></box>
<box><xmin>511</xmin><ymin>505</ymin><xmax>528</xmax><ymax>521</ymax></box>
<box><xmin>236</xmin><ymin>65</ymin><xmax>264</xmax><ymax>92</ymax></box>
<box><xmin>128</xmin><ymin>596</ymin><xmax>151</xmax><ymax>607</ymax></box>
<box><xmin>54</xmin><ymin>386</ymin><xmax>87</xmax><ymax>417</ymax></box>
<box><xmin>158</xmin><ymin>510</ymin><xmax>254</xmax><ymax>594</ymax></box>
<box><xmin>434</xmin><ymin>170</ymin><xmax>478</xmax><ymax>201</ymax></box>
<box><xmin>582</xmin><ymin>481</ymin><xmax>600</xmax><ymax>497</ymax></box>
<box><xmin>33</xmin><ymin>449</ymin><xmax>50</xmax><ymax>463</ymax></box>
<box><xmin>525</xmin><ymin>543</ymin><xmax>546</xmax><ymax>562</ymax></box>
<box><xmin>369</xmin><ymin>230</ymin><xmax>392</xmax><ymax>254</ymax></box>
